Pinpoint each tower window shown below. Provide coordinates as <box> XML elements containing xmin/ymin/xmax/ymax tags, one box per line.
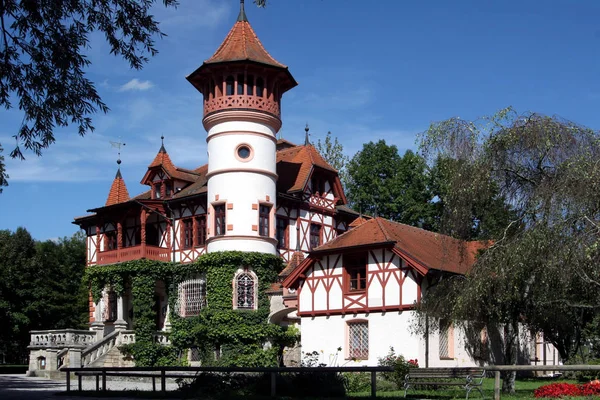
<box><xmin>237</xmin><ymin>74</ymin><xmax>244</xmax><ymax>95</ymax></box>
<box><xmin>154</xmin><ymin>183</ymin><xmax>161</xmax><ymax>199</ymax></box>
<box><xmin>214</xmin><ymin>204</ymin><xmax>226</xmax><ymax>236</ymax></box>
<box><xmin>259</xmin><ymin>205</ymin><xmax>271</xmax><ymax>237</ymax></box>
<box><xmin>235</xmin><ymin>144</ymin><xmax>254</xmax><ymax>162</ymax></box>
<box><xmin>196</xmin><ymin>216</ymin><xmax>207</xmax><ymax>246</ymax></box>
<box><xmin>225</xmin><ymin>76</ymin><xmax>234</xmax><ymax>96</ymax></box>
<box><xmin>256</xmin><ymin>77</ymin><xmax>264</xmax><ymax>97</ymax></box>
<box><xmin>247</xmin><ymin>75</ymin><xmax>254</xmax><ymax>96</ymax></box>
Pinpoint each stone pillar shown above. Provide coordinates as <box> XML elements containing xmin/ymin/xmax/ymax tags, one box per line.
<box><xmin>114</xmin><ymin>296</ymin><xmax>127</xmax><ymax>331</ymax></box>
<box><xmin>90</xmin><ymin>300</ymin><xmax>105</xmax><ymax>339</ymax></box>
<box><xmin>68</xmin><ymin>348</ymin><xmax>82</xmax><ymax>368</ymax></box>
<box><xmin>46</xmin><ymin>350</ymin><xmax>58</xmax><ymax>371</ymax></box>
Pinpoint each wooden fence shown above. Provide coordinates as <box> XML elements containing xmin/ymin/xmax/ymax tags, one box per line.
<box><xmin>61</xmin><ymin>364</ymin><xmax>600</xmax><ymax>399</ymax></box>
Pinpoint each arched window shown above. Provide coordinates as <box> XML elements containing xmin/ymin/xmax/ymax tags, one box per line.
<box><xmin>256</xmin><ymin>77</ymin><xmax>264</xmax><ymax>97</ymax></box>
<box><xmin>225</xmin><ymin>76</ymin><xmax>234</xmax><ymax>96</ymax></box>
<box><xmin>247</xmin><ymin>75</ymin><xmax>254</xmax><ymax>96</ymax></box>
<box><xmin>177</xmin><ymin>277</ymin><xmax>206</xmax><ymax>317</ymax></box>
<box><xmin>234</xmin><ymin>270</ymin><xmax>257</xmax><ymax>310</ymax></box>
<box><xmin>237</xmin><ymin>74</ymin><xmax>244</xmax><ymax>95</ymax></box>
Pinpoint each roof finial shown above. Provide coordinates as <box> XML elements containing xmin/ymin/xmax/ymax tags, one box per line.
<box><xmin>304</xmin><ymin>123</ymin><xmax>310</xmax><ymax>145</ymax></box>
<box><xmin>237</xmin><ymin>0</ymin><xmax>248</xmax><ymax>22</ymax></box>
<box><xmin>159</xmin><ymin>135</ymin><xmax>166</xmax><ymax>153</ymax></box>
<box><xmin>110</xmin><ymin>139</ymin><xmax>126</xmax><ymax>174</ymax></box>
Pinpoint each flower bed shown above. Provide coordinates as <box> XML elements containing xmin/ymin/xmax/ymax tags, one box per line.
<box><xmin>534</xmin><ymin>381</ymin><xmax>600</xmax><ymax>398</ymax></box>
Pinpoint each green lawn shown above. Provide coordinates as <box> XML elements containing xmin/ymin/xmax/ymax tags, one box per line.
<box><xmin>348</xmin><ymin>378</ymin><xmax>584</xmax><ymax>399</ymax></box>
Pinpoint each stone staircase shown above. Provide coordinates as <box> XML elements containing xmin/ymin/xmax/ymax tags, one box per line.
<box><xmin>82</xmin><ymin>330</ymin><xmax>136</xmax><ymax>368</ymax></box>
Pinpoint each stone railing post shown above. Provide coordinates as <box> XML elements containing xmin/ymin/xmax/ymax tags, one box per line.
<box><xmin>114</xmin><ymin>296</ymin><xmax>127</xmax><ymax>331</ymax></box>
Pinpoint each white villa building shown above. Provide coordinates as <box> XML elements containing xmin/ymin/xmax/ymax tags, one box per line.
<box><xmin>27</xmin><ymin>0</ymin><xmax>559</xmax><ymax>376</ymax></box>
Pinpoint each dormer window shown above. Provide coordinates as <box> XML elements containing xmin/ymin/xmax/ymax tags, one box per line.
<box><xmin>154</xmin><ymin>183</ymin><xmax>161</xmax><ymax>199</ymax></box>
<box><xmin>165</xmin><ymin>182</ymin><xmax>173</xmax><ymax>197</ymax></box>
<box><xmin>311</xmin><ymin>176</ymin><xmax>326</xmax><ymax>195</ymax></box>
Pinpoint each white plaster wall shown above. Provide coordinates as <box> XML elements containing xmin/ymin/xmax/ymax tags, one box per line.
<box><xmin>301</xmin><ymin>312</ymin><xmax>419</xmax><ymax>366</ymax></box>
<box><xmin>206</xmin><ymin>120</ymin><xmax>277</xmax><ymax>254</ymax></box>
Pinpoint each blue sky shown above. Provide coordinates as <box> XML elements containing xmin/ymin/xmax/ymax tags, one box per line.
<box><xmin>2</xmin><ymin>0</ymin><xmax>600</xmax><ymax>240</ymax></box>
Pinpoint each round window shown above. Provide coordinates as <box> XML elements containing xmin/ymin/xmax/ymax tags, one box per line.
<box><xmin>237</xmin><ymin>145</ymin><xmax>251</xmax><ymax>159</ymax></box>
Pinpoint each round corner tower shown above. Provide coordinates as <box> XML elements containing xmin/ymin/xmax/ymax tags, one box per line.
<box><xmin>186</xmin><ymin>0</ymin><xmax>297</xmax><ymax>255</ymax></box>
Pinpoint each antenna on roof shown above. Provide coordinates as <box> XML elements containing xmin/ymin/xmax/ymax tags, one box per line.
<box><xmin>110</xmin><ymin>139</ymin><xmax>126</xmax><ymax>167</ymax></box>
<box><xmin>304</xmin><ymin>123</ymin><xmax>310</xmax><ymax>145</ymax></box>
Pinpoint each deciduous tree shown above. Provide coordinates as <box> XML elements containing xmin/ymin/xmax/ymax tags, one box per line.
<box><xmin>416</xmin><ymin>108</ymin><xmax>600</xmax><ymax>393</ymax></box>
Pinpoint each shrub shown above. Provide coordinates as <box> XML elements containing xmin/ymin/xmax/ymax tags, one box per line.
<box><xmin>377</xmin><ymin>347</ymin><xmax>419</xmax><ymax>389</ymax></box>
<box><xmin>343</xmin><ymin>371</ymin><xmax>371</xmax><ymax>393</ymax></box>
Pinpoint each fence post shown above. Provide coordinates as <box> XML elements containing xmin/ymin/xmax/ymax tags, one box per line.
<box><xmin>96</xmin><ymin>375</ymin><xmax>99</xmax><ymax>391</ymax></box>
<box><xmin>66</xmin><ymin>370</ymin><xmax>70</xmax><ymax>392</ymax></box>
<box><xmin>371</xmin><ymin>370</ymin><xmax>377</xmax><ymax>399</ymax></box>
<box><xmin>78</xmin><ymin>373</ymin><xmax>82</xmax><ymax>391</ymax></box>
<box><xmin>495</xmin><ymin>371</ymin><xmax>501</xmax><ymax>400</ymax></box>
<box><xmin>270</xmin><ymin>372</ymin><xmax>277</xmax><ymax>397</ymax></box>
<box><xmin>102</xmin><ymin>370</ymin><xmax>106</xmax><ymax>391</ymax></box>
<box><xmin>161</xmin><ymin>369</ymin><xmax>166</xmax><ymax>392</ymax></box>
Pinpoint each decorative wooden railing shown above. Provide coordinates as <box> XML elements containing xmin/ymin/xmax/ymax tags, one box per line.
<box><xmin>97</xmin><ymin>245</ymin><xmax>171</xmax><ymax>265</ymax></box>
<box><xmin>204</xmin><ymin>94</ymin><xmax>280</xmax><ymax>117</ymax></box>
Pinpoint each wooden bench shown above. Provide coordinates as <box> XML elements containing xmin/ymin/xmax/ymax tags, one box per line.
<box><xmin>403</xmin><ymin>367</ymin><xmax>485</xmax><ymax>399</ymax></box>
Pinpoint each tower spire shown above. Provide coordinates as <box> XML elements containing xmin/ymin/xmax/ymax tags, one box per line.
<box><xmin>237</xmin><ymin>0</ymin><xmax>248</xmax><ymax>22</ymax></box>
<box><xmin>304</xmin><ymin>123</ymin><xmax>310</xmax><ymax>145</ymax></box>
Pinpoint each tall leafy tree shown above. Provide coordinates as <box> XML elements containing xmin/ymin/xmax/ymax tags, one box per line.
<box><xmin>345</xmin><ymin>140</ymin><xmax>434</xmax><ymax>227</ymax></box>
<box><xmin>416</xmin><ymin>108</ymin><xmax>600</xmax><ymax>393</ymax></box>
<box><xmin>0</xmin><ymin>228</ymin><xmax>87</xmax><ymax>363</ymax></box>
<box><xmin>315</xmin><ymin>131</ymin><xmax>349</xmax><ymax>185</ymax></box>
<box><xmin>0</xmin><ymin>0</ymin><xmax>180</xmax><ymax>192</ymax></box>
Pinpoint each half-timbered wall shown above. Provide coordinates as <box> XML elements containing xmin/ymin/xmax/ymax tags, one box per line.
<box><xmin>173</xmin><ymin>203</ymin><xmax>207</xmax><ymax>263</ymax></box>
<box><xmin>297</xmin><ymin>249</ymin><xmax>419</xmax><ymax>316</ymax></box>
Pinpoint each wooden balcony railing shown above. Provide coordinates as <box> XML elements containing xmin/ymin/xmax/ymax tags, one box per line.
<box><xmin>97</xmin><ymin>245</ymin><xmax>171</xmax><ymax>265</ymax></box>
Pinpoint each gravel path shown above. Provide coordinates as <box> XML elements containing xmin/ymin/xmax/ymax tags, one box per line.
<box><xmin>0</xmin><ymin>374</ymin><xmax>180</xmax><ymax>400</ymax></box>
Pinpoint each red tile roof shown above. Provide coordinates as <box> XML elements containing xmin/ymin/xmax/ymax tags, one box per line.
<box><xmin>283</xmin><ymin>218</ymin><xmax>489</xmax><ymax>288</ymax></box>
<box><xmin>143</xmin><ymin>145</ymin><xmax>199</xmax><ymax>184</ymax></box>
<box><xmin>205</xmin><ymin>19</ymin><xmax>286</xmax><ymax>68</ymax></box>
<box><xmin>277</xmin><ymin>145</ymin><xmax>346</xmax><ymax>199</ymax></box>
<box><xmin>105</xmin><ymin>169</ymin><xmax>130</xmax><ymax>206</ymax></box>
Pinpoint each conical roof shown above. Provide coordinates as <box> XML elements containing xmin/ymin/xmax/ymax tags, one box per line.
<box><xmin>105</xmin><ymin>168</ymin><xmax>130</xmax><ymax>206</ymax></box>
<box><xmin>204</xmin><ymin>3</ymin><xmax>286</xmax><ymax>68</ymax></box>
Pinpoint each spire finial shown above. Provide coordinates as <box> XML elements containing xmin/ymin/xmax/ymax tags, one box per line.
<box><xmin>110</xmin><ymin>139</ymin><xmax>126</xmax><ymax>171</ymax></box>
<box><xmin>304</xmin><ymin>123</ymin><xmax>310</xmax><ymax>145</ymax></box>
<box><xmin>237</xmin><ymin>0</ymin><xmax>248</xmax><ymax>22</ymax></box>
<box><xmin>159</xmin><ymin>135</ymin><xmax>166</xmax><ymax>153</ymax></box>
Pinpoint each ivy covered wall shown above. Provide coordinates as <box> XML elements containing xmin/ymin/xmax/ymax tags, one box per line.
<box><xmin>85</xmin><ymin>251</ymin><xmax>298</xmax><ymax>367</ymax></box>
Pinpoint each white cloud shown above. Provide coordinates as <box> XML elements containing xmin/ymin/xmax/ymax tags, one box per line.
<box><xmin>119</xmin><ymin>79</ymin><xmax>155</xmax><ymax>92</ymax></box>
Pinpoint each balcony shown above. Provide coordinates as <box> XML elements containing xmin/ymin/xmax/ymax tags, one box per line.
<box><xmin>97</xmin><ymin>244</ymin><xmax>171</xmax><ymax>265</ymax></box>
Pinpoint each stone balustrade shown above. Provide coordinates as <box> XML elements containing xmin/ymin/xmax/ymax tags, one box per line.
<box><xmin>153</xmin><ymin>332</ymin><xmax>171</xmax><ymax>345</ymax></box>
<box><xmin>29</xmin><ymin>329</ymin><xmax>97</xmax><ymax>349</ymax></box>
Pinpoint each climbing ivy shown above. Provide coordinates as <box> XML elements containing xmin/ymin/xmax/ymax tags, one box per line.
<box><xmin>84</xmin><ymin>251</ymin><xmax>298</xmax><ymax>367</ymax></box>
